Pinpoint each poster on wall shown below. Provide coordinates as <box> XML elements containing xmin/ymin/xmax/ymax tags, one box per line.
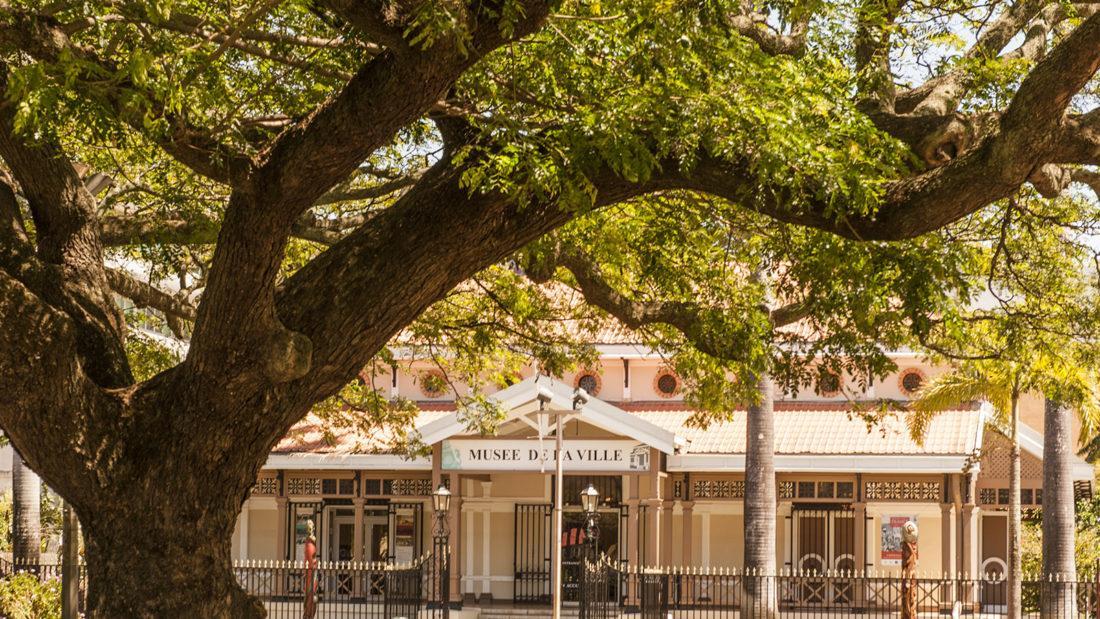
<box><xmin>394</xmin><ymin>510</ymin><xmax>416</xmax><ymax>564</ymax></box>
<box><xmin>881</xmin><ymin>515</ymin><xmax>916</xmax><ymax>566</ymax></box>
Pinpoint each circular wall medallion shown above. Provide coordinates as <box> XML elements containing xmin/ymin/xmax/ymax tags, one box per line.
<box><xmin>419</xmin><ymin>369</ymin><xmax>447</xmax><ymax>398</ymax></box>
<box><xmin>816</xmin><ymin>370</ymin><xmax>841</xmax><ymax>397</ymax></box>
<box><xmin>898</xmin><ymin>368</ymin><xmax>926</xmax><ymax>396</ymax></box>
<box><xmin>574</xmin><ymin>371</ymin><xmax>602</xmax><ymax>396</ymax></box>
<box><xmin>653</xmin><ymin>369</ymin><xmax>681</xmax><ymax>398</ymax></box>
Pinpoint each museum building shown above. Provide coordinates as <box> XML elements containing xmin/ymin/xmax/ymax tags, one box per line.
<box><xmin>228</xmin><ymin>343</ymin><xmax>1095</xmax><ymax>607</ymax></box>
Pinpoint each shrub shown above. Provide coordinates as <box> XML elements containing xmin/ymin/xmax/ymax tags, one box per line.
<box><xmin>0</xmin><ymin>573</ymin><xmax>61</xmax><ymax>619</ymax></box>
<box><xmin>1021</xmin><ymin>497</ymin><xmax>1100</xmax><ymax>611</ymax></box>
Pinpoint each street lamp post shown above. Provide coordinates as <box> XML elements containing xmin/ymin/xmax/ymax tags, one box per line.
<box><xmin>432</xmin><ymin>484</ymin><xmax>452</xmax><ymax>618</ymax></box>
<box><xmin>548</xmin><ymin>386</ymin><xmax>589</xmax><ymax>619</ymax></box>
<box><xmin>581</xmin><ymin>483</ymin><xmax>601</xmax><ymax>564</ymax></box>
<box><xmin>579</xmin><ymin>483</ymin><xmax>600</xmax><ymax>619</ymax></box>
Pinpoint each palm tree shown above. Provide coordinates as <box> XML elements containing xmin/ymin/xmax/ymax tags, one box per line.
<box><xmin>1039</xmin><ymin>375</ymin><xmax>1100</xmax><ymax>616</ymax></box>
<box><xmin>11</xmin><ymin>449</ymin><xmax>41</xmax><ymax>566</ymax></box>
<box><xmin>911</xmin><ymin>366</ymin><xmax>1023</xmax><ymax>619</ymax></box>
<box><xmin>743</xmin><ymin>372</ymin><xmax>777</xmax><ymax>618</ymax></box>
<box><xmin>1042</xmin><ymin>398</ymin><xmax>1076</xmax><ymax>615</ymax></box>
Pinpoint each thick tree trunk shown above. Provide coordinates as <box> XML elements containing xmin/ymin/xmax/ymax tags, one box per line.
<box><xmin>78</xmin><ymin>496</ymin><xmax>265</xmax><ymax>618</ymax></box>
<box><xmin>1007</xmin><ymin>395</ymin><xmax>1021</xmax><ymax>619</ymax></box>
<box><xmin>1041</xmin><ymin>398</ymin><xmax>1077</xmax><ymax>616</ymax></box>
<box><xmin>12</xmin><ymin>449</ymin><xmax>41</xmax><ymax>565</ymax></box>
<box><xmin>743</xmin><ymin>372</ymin><xmax>777</xmax><ymax>618</ymax></box>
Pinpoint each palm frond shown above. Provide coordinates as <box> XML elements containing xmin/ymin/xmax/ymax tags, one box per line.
<box><xmin>908</xmin><ymin>370</ymin><xmax>1012</xmax><ymax>445</ymax></box>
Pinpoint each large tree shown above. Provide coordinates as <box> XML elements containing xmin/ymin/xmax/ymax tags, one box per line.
<box><xmin>0</xmin><ymin>0</ymin><xmax>1099</xmax><ymax>616</ymax></box>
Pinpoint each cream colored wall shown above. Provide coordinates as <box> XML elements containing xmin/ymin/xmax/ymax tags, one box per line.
<box><xmin>231</xmin><ymin>518</ymin><xmax>241</xmax><ymax>558</ymax></box>
<box><xmin>695</xmin><ymin>502</ymin><xmax>745</xmax><ymax>569</ymax></box>
<box><xmin>565</xmin><ymin>363</ymin><xmax>626</xmax><ymax>401</ymax></box>
<box><xmin>671</xmin><ymin>511</ymin><xmax>684</xmax><ymax>565</ymax></box>
<box><xmin>384</xmin><ymin>353</ymin><xmax>987</xmax><ymax>408</ymax></box>
<box><xmin>248</xmin><ymin>507</ymin><xmax>280</xmax><ymax>560</ymax></box>
<box><xmin>489</xmin><ymin>510</ymin><xmax>516</xmax><ymax>600</ymax></box>
<box><xmin>1017</xmin><ymin>391</ymin><xmax>1083</xmax><ymax>444</ymax></box>
<box><xmin>488</xmin><ymin>473</ymin><xmax>549</xmax><ymax>499</ymax></box>
<box><xmin>457</xmin><ymin>502</ymin><xmax>519</xmax><ymax>601</ymax></box>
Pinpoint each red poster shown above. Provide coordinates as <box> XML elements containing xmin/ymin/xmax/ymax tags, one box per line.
<box><xmin>880</xmin><ymin>515</ymin><xmax>915</xmax><ymax>566</ymax></box>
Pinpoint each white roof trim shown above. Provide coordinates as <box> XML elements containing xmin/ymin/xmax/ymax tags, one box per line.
<box><xmin>264</xmin><ymin>453</ymin><xmax>432</xmax><ymax>471</ymax></box>
<box><xmin>1012</xmin><ymin>422</ymin><xmax>1094</xmax><ymax>481</ymax></box>
<box><xmin>669</xmin><ymin>454</ymin><xmax>972</xmax><ymax>474</ymax></box>
<box><xmin>416</xmin><ymin>375</ymin><xmax>685</xmax><ymax>454</ymax></box>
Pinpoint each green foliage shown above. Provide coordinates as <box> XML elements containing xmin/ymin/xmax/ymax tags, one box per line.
<box><xmin>0</xmin><ymin>493</ymin><xmax>10</xmax><ymax>554</ymax></box>
<box><xmin>124</xmin><ymin>332</ymin><xmax>182</xmax><ymax>382</ymax></box>
<box><xmin>1022</xmin><ymin>497</ymin><xmax>1100</xmax><ymax>583</ymax></box>
<box><xmin>455</xmin><ymin>0</ymin><xmax>910</xmax><ymax>217</ymax></box>
<box><xmin>0</xmin><ymin>573</ymin><xmax>61</xmax><ymax>619</ymax></box>
<box><xmin>3</xmin><ymin>0</ymin><xmax>1098</xmax><ymax>442</ymax></box>
<box><xmin>907</xmin><ymin>190</ymin><xmax>1100</xmax><ymax>449</ymax></box>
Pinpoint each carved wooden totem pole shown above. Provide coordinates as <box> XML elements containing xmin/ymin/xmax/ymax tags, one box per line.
<box><xmin>901</xmin><ymin>520</ymin><xmax>919</xmax><ymax>619</ymax></box>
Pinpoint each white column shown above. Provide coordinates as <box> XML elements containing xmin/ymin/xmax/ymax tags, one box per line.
<box><xmin>481</xmin><ymin>486</ymin><xmax>491</xmax><ymax>599</ymax></box>
<box><xmin>239</xmin><ymin>500</ymin><xmax>250</xmax><ymax>560</ymax></box>
<box><xmin>465</xmin><ymin>503</ymin><xmax>474</xmax><ymax>597</ymax></box>
<box><xmin>552</xmin><ymin>412</ymin><xmax>564</xmax><ymax>619</ymax></box>
<box><xmin>701</xmin><ymin>512</ymin><xmax>712</xmax><ymax>567</ymax></box>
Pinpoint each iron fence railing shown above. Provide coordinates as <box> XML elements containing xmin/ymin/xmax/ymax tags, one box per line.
<box><xmin>5</xmin><ymin>554</ymin><xmax>1100</xmax><ymax>617</ymax></box>
<box><xmin>0</xmin><ymin>555</ymin><xmax>449</xmax><ymax>618</ymax></box>
<box><xmin>580</xmin><ymin>560</ymin><xmax>1100</xmax><ymax>618</ymax></box>
<box><xmin>233</xmin><ymin>558</ymin><xmax>427</xmax><ymax>618</ymax></box>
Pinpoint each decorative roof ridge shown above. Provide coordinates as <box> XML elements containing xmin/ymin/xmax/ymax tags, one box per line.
<box><xmin>375</xmin><ymin>398</ymin><xmax>986</xmax><ymax>413</ymax></box>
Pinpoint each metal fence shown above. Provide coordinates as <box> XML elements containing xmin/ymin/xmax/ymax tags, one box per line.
<box><xmin>581</xmin><ymin>560</ymin><xmax>1100</xmax><ymax>618</ymax></box>
<box><xmin>234</xmin><ymin>558</ymin><xmax>427</xmax><ymax>618</ymax></box>
<box><xmin>0</xmin><ymin>555</ymin><xmax>448</xmax><ymax>618</ymax></box>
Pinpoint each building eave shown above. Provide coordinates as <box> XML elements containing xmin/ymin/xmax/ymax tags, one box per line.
<box><xmin>668</xmin><ymin>453</ymin><xmax>972</xmax><ymax>474</ymax></box>
<box><xmin>264</xmin><ymin>453</ymin><xmax>432</xmax><ymax>471</ymax></box>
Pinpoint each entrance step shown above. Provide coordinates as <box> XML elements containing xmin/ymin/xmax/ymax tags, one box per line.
<box><xmin>473</xmin><ymin>606</ymin><xmax>581</xmax><ymax>618</ymax></box>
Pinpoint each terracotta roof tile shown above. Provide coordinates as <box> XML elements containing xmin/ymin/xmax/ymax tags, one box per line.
<box><xmin>275</xmin><ymin>403</ymin><xmax>983</xmax><ymax>458</ymax></box>
<box><xmin>273</xmin><ymin>410</ymin><xmax>452</xmax><ymax>455</ymax></box>
<box><xmin>632</xmin><ymin>408</ymin><xmax>982</xmax><ymax>455</ymax></box>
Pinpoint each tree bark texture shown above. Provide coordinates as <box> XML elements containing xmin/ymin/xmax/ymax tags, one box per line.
<box><xmin>11</xmin><ymin>449</ymin><xmax>41</xmax><ymax>565</ymax></box>
<box><xmin>1041</xmin><ymin>398</ymin><xmax>1077</xmax><ymax>616</ymax></box>
<box><xmin>77</xmin><ymin>468</ymin><xmax>266</xmax><ymax>618</ymax></box>
<box><xmin>743</xmin><ymin>373</ymin><xmax>777</xmax><ymax>618</ymax></box>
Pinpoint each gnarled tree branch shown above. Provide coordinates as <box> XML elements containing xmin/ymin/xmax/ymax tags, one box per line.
<box><xmin>0</xmin><ymin>8</ymin><xmax>254</xmax><ymax>185</ymax></box>
<box><xmin>105</xmin><ymin>267</ymin><xmax>197</xmax><ymax>324</ymax></box>
<box><xmin>547</xmin><ymin>248</ymin><xmax>808</xmax><ymax>350</ymax></box>
<box><xmin>0</xmin><ymin>66</ymin><xmax>130</xmax><ymax>387</ymax></box>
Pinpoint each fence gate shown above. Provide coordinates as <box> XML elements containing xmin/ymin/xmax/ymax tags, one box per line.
<box><xmin>787</xmin><ymin>505</ymin><xmax>856</xmax><ymax>608</ymax></box>
<box><xmin>514</xmin><ymin>503</ymin><xmax>552</xmax><ymax>603</ymax></box>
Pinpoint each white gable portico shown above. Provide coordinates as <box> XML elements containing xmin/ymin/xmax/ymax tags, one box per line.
<box><xmin>417</xmin><ymin>374</ymin><xmax>686</xmax><ymax>458</ymax></box>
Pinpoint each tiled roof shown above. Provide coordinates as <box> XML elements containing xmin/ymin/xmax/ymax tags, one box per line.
<box><xmin>633</xmin><ymin>407</ymin><xmax>982</xmax><ymax>456</ymax></box>
<box><xmin>275</xmin><ymin>402</ymin><xmax>983</xmax><ymax>458</ymax></box>
<box><xmin>274</xmin><ymin>410</ymin><xmax>452</xmax><ymax>455</ymax></box>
